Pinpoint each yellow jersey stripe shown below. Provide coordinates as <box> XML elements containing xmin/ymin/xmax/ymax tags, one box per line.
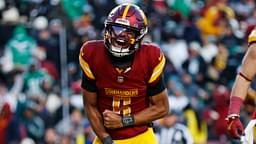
<box><xmin>79</xmin><ymin>55</ymin><xmax>95</xmax><ymax>80</ymax></box>
<box><xmin>122</xmin><ymin>5</ymin><xmax>131</xmax><ymax>18</ymax></box>
<box><xmin>148</xmin><ymin>54</ymin><xmax>166</xmax><ymax>83</ymax></box>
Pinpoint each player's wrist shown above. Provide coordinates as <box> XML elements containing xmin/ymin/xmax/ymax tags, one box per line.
<box><xmin>225</xmin><ymin>113</ymin><xmax>240</xmax><ymax>121</ymax></box>
<box><xmin>121</xmin><ymin>115</ymin><xmax>135</xmax><ymax>127</ymax></box>
<box><xmin>228</xmin><ymin>96</ymin><xmax>244</xmax><ymax>115</ymax></box>
<box><xmin>102</xmin><ymin>136</ymin><xmax>115</xmax><ymax>144</ymax></box>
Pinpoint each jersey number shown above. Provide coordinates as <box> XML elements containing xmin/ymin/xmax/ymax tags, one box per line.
<box><xmin>112</xmin><ymin>97</ymin><xmax>131</xmax><ymax>116</ymax></box>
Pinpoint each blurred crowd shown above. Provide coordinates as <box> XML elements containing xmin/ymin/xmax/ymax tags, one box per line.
<box><xmin>1</xmin><ymin>0</ymin><xmax>256</xmax><ymax>144</ymax></box>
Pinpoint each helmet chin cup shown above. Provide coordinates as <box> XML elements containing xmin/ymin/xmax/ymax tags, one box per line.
<box><xmin>109</xmin><ymin>45</ymin><xmax>133</xmax><ymax>57</ymax></box>
<box><xmin>110</xmin><ymin>46</ymin><xmax>129</xmax><ymax>57</ymax></box>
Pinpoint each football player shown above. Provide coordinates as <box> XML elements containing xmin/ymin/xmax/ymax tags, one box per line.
<box><xmin>226</xmin><ymin>28</ymin><xmax>256</xmax><ymax>139</ymax></box>
<box><xmin>79</xmin><ymin>3</ymin><xmax>169</xmax><ymax>144</ymax></box>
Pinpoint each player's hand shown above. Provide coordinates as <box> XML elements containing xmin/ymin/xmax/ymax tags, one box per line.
<box><xmin>226</xmin><ymin>115</ymin><xmax>244</xmax><ymax>139</ymax></box>
<box><xmin>103</xmin><ymin>109</ymin><xmax>122</xmax><ymax>129</ymax></box>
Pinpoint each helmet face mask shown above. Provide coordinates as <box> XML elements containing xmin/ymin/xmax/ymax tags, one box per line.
<box><xmin>104</xmin><ymin>4</ymin><xmax>148</xmax><ymax>58</ymax></box>
<box><xmin>105</xmin><ymin>24</ymin><xmax>140</xmax><ymax>57</ymax></box>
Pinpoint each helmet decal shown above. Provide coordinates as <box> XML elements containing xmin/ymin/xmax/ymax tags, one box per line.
<box><xmin>122</xmin><ymin>4</ymin><xmax>131</xmax><ymax>19</ymax></box>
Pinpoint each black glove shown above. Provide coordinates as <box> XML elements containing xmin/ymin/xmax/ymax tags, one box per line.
<box><xmin>103</xmin><ymin>136</ymin><xmax>116</xmax><ymax>144</ymax></box>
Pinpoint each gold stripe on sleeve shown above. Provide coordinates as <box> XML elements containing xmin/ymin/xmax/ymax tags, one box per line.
<box><xmin>79</xmin><ymin>55</ymin><xmax>95</xmax><ymax>80</ymax></box>
<box><xmin>148</xmin><ymin>54</ymin><xmax>166</xmax><ymax>83</ymax></box>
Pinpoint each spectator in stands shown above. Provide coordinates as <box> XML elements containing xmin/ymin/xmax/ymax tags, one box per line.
<box><xmin>0</xmin><ymin>103</ymin><xmax>12</xmax><ymax>144</ymax></box>
<box><xmin>182</xmin><ymin>41</ymin><xmax>207</xmax><ymax>86</ymax></box>
<box><xmin>1</xmin><ymin>25</ymin><xmax>37</xmax><ymax>73</ymax></box>
<box><xmin>157</xmin><ymin>113</ymin><xmax>193</xmax><ymax>144</ymax></box>
<box><xmin>55</xmin><ymin>109</ymin><xmax>89</xmax><ymax>143</ymax></box>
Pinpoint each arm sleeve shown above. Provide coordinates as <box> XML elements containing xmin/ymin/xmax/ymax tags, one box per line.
<box><xmin>79</xmin><ymin>42</ymin><xmax>97</xmax><ymax>92</ymax></box>
<box><xmin>81</xmin><ymin>73</ymin><xmax>97</xmax><ymax>92</ymax></box>
<box><xmin>147</xmin><ymin>76</ymin><xmax>166</xmax><ymax>96</ymax></box>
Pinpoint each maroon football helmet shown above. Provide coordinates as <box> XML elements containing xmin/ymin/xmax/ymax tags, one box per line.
<box><xmin>104</xmin><ymin>3</ymin><xmax>148</xmax><ymax>57</ymax></box>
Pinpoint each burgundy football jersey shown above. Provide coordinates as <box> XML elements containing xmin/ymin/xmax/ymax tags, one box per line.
<box><xmin>79</xmin><ymin>40</ymin><xmax>166</xmax><ymax>139</ymax></box>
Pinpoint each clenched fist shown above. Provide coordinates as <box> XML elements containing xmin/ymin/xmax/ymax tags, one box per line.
<box><xmin>226</xmin><ymin>115</ymin><xmax>244</xmax><ymax>139</ymax></box>
<box><xmin>103</xmin><ymin>109</ymin><xmax>122</xmax><ymax>129</ymax></box>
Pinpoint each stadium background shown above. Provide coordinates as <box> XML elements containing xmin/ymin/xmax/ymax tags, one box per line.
<box><xmin>0</xmin><ymin>0</ymin><xmax>255</xmax><ymax>143</ymax></box>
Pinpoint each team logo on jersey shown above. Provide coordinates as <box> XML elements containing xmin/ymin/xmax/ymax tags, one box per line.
<box><xmin>117</xmin><ymin>76</ymin><xmax>124</xmax><ymax>83</ymax></box>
